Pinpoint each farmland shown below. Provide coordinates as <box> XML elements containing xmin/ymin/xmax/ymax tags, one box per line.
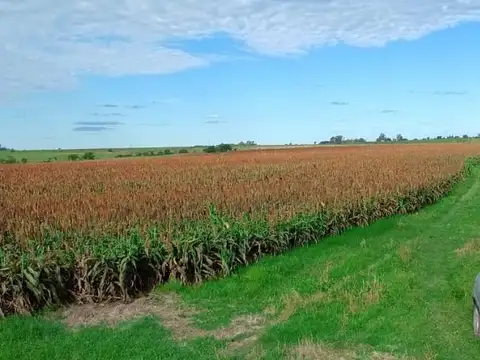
<box><xmin>4</xmin><ymin>143</ymin><xmax>476</xmax><ymax>239</ymax></box>
<box><xmin>2</xmin><ymin>143</ymin><xmax>480</xmax><ymax>318</ymax></box>
<box><xmin>1</xmin><ymin>142</ymin><xmax>480</xmax><ymax>359</ymax></box>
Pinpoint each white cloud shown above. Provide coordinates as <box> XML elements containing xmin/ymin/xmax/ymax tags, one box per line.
<box><xmin>1</xmin><ymin>0</ymin><xmax>480</xmax><ymax>96</ymax></box>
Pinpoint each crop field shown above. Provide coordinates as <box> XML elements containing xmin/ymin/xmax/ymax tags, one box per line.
<box><xmin>1</xmin><ymin>143</ymin><xmax>480</xmax><ymax>317</ymax></box>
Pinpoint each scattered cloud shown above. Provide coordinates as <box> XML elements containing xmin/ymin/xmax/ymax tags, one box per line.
<box><xmin>2</xmin><ymin>1</ymin><xmax>480</xmax><ymax>95</ymax></box>
<box><xmin>205</xmin><ymin>120</ymin><xmax>227</xmax><ymax>124</ymax></box>
<box><xmin>138</xmin><ymin>122</ymin><xmax>171</xmax><ymax>127</ymax></box>
<box><xmin>73</xmin><ymin>118</ymin><xmax>124</xmax><ymax>132</ymax></box>
<box><xmin>204</xmin><ymin>114</ymin><xmax>227</xmax><ymax>123</ymax></box>
<box><xmin>432</xmin><ymin>90</ymin><xmax>468</xmax><ymax>96</ymax></box>
<box><xmin>72</xmin><ymin>126</ymin><xmax>112</xmax><ymax>132</ymax></box>
<box><xmin>125</xmin><ymin>104</ymin><xmax>147</xmax><ymax>109</ymax></box>
<box><xmin>380</xmin><ymin>109</ymin><xmax>398</xmax><ymax>114</ymax></box>
<box><xmin>330</xmin><ymin>101</ymin><xmax>349</xmax><ymax>106</ymax></box>
<box><xmin>89</xmin><ymin>112</ymin><xmax>125</xmax><ymax>117</ymax></box>
<box><xmin>74</xmin><ymin>120</ymin><xmax>124</xmax><ymax>126</ymax></box>
<box><xmin>101</xmin><ymin>104</ymin><xmax>118</xmax><ymax>108</ymax></box>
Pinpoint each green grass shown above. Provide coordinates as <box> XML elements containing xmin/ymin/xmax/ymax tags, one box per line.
<box><xmin>0</xmin><ymin>146</ymin><xmax>208</xmax><ymax>163</ymax></box>
<box><xmin>1</xmin><ymin>166</ymin><xmax>480</xmax><ymax>359</ymax></box>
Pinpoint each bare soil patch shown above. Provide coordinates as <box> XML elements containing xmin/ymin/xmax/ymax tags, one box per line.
<box><xmin>454</xmin><ymin>239</ymin><xmax>480</xmax><ymax>257</ymax></box>
<box><xmin>288</xmin><ymin>340</ymin><xmax>356</xmax><ymax>360</ymax></box>
<box><xmin>60</xmin><ymin>292</ymin><xmax>206</xmax><ymax>339</ymax></box>
<box><xmin>288</xmin><ymin>340</ymin><xmax>418</xmax><ymax>360</ymax></box>
<box><xmin>59</xmin><ymin>291</ymin><xmax>270</xmax><ymax>350</ymax></box>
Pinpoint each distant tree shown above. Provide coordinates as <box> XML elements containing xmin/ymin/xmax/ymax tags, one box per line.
<box><xmin>179</xmin><ymin>149</ymin><xmax>189</xmax><ymax>154</ymax></box>
<box><xmin>395</xmin><ymin>134</ymin><xmax>405</xmax><ymax>142</ymax></box>
<box><xmin>3</xmin><ymin>155</ymin><xmax>17</xmax><ymax>164</ymax></box>
<box><xmin>237</xmin><ymin>140</ymin><xmax>256</xmax><ymax>147</ymax></box>
<box><xmin>203</xmin><ymin>146</ymin><xmax>217</xmax><ymax>153</ymax></box>
<box><xmin>436</xmin><ymin>135</ymin><xmax>443</xmax><ymax>140</ymax></box>
<box><xmin>21</xmin><ymin>158</ymin><xmax>28</xmax><ymax>164</ymax></box>
<box><xmin>329</xmin><ymin>135</ymin><xmax>343</xmax><ymax>144</ymax></box>
<box><xmin>462</xmin><ymin>134</ymin><xmax>469</xmax><ymax>139</ymax></box>
<box><xmin>0</xmin><ymin>144</ymin><xmax>8</xmax><ymax>151</ymax></box>
<box><xmin>68</xmin><ymin>154</ymin><xmax>79</xmax><ymax>161</ymax></box>
<box><xmin>376</xmin><ymin>133</ymin><xmax>387</xmax><ymax>142</ymax></box>
<box><xmin>108</xmin><ymin>148</ymin><xmax>113</xmax><ymax>152</ymax></box>
<box><xmin>82</xmin><ymin>152</ymin><xmax>95</xmax><ymax>160</ymax></box>
<box><xmin>203</xmin><ymin>143</ymin><xmax>233</xmax><ymax>153</ymax></box>
<box><xmin>216</xmin><ymin>143</ymin><xmax>233</xmax><ymax>152</ymax></box>
<box><xmin>163</xmin><ymin>149</ymin><xmax>173</xmax><ymax>155</ymax></box>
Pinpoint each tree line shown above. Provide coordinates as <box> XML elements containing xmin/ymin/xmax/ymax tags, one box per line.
<box><xmin>316</xmin><ymin>133</ymin><xmax>480</xmax><ymax>145</ymax></box>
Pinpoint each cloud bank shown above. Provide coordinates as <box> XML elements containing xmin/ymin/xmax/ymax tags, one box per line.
<box><xmin>2</xmin><ymin>0</ymin><xmax>480</xmax><ymax>95</ymax></box>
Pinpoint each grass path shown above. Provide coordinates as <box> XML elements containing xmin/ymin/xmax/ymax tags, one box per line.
<box><xmin>1</xmin><ymin>167</ymin><xmax>480</xmax><ymax>359</ymax></box>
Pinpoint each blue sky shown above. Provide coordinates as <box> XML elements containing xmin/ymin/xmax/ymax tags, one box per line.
<box><xmin>1</xmin><ymin>1</ymin><xmax>480</xmax><ymax>150</ymax></box>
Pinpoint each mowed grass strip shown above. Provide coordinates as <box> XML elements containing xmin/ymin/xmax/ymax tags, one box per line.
<box><xmin>1</xmin><ymin>155</ymin><xmax>480</xmax><ymax>360</ymax></box>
